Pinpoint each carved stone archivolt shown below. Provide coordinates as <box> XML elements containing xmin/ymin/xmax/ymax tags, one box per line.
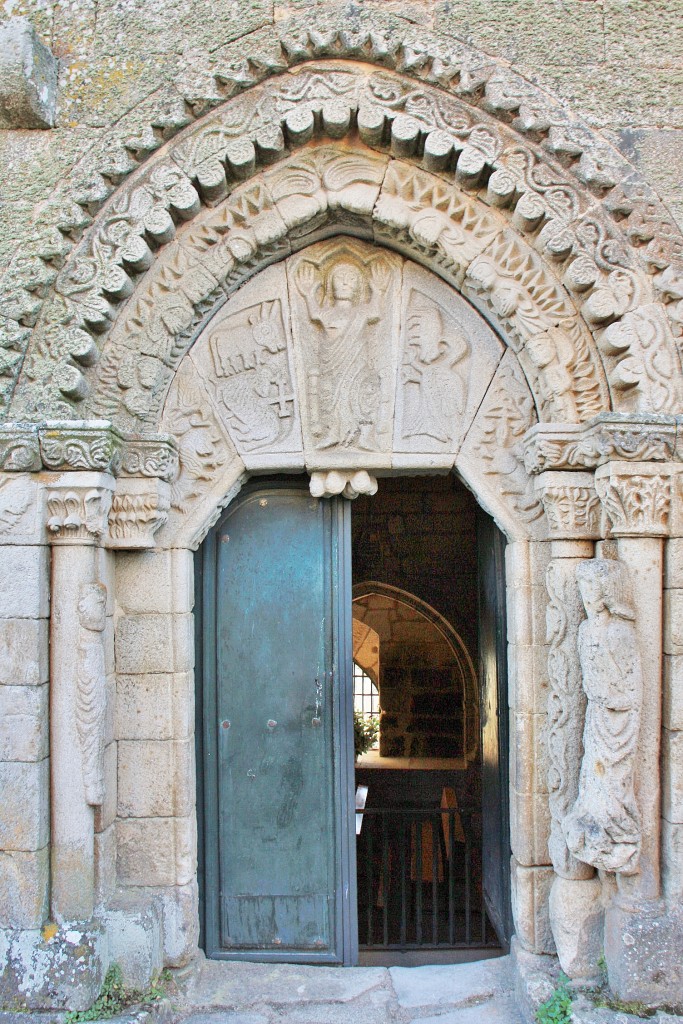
<box><xmin>1</xmin><ymin>49</ymin><xmax>681</xmax><ymax>432</ymax></box>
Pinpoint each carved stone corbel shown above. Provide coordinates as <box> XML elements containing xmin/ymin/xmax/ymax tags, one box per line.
<box><xmin>107</xmin><ymin>478</ymin><xmax>171</xmax><ymax>549</ymax></box>
<box><xmin>309</xmin><ymin>469</ymin><xmax>378</xmax><ymax>500</ymax></box>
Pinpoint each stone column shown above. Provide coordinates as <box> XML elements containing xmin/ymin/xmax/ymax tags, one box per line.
<box><xmin>536</xmin><ymin>472</ymin><xmax>604</xmax><ymax>979</ymax></box>
<box><xmin>595</xmin><ymin>461</ymin><xmax>669</xmax><ymax>900</ymax></box>
<box><xmin>46</xmin><ymin>472</ymin><xmax>114</xmax><ymax>923</ymax></box>
<box><xmin>594</xmin><ymin>461</ymin><xmax>675</xmax><ymax>1002</ymax></box>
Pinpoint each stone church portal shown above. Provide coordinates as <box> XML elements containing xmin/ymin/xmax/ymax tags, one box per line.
<box><xmin>1</xmin><ymin>7</ymin><xmax>682</xmax><ymax>1013</ymax></box>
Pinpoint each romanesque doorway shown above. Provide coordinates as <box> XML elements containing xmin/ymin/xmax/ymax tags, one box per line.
<box><xmin>195</xmin><ymin>474</ymin><xmax>512</xmax><ymax>966</ymax></box>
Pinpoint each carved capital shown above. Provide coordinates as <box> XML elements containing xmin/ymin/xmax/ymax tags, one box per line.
<box><xmin>309</xmin><ymin>469</ymin><xmax>378</xmax><ymax>500</ymax></box>
<box><xmin>107</xmin><ymin>479</ymin><xmax>171</xmax><ymax>549</ymax></box>
<box><xmin>524</xmin><ymin>414</ymin><xmax>678</xmax><ymax>474</ymax></box>
<box><xmin>535</xmin><ymin>471</ymin><xmax>601</xmax><ymax>541</ymax></box>
<box><xmin>595</xmin><ymin>462</ymin><xmax>672</xmax><ymax>538</ymax></box>
<box><xmin>45</xmin><ymin>473</ymin><xmax>115</xmax><ymax>545</ymax></box>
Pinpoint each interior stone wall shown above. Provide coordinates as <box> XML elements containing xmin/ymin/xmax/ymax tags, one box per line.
<box><xmin>352</xmin><ymin>594</ymin><xmax>471</xmax><ymax>760</ymax></box>
<box><xmin>353</xmin><ymin>475</ymin><xmax>479</xmax><ymax>656</ymax></box>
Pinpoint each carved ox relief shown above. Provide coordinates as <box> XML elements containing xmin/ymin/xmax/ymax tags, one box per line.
<box><xmin>190</xmin><ymin>263</ymin><xmax>302</xmax><ymax>459</ymax></box>
<box><xmin>160</xmin><ymin>357</ymin><xmax>237</xmax><ymax>516</ymax></box>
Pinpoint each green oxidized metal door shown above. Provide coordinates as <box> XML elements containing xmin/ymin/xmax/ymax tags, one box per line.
<box><xmin>197</xmin><ymin>479</ymin><xmax>356</xmax><ymax>963</ymax></box>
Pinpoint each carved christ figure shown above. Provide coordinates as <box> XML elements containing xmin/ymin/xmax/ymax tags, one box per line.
<box><xmin>295</xmin><ymin>256</ymin><xmax>390</xmax><ymax>450</ymax></box>
<box><xmin>563</xmin><ymin>559</ymin><xmax>643</xmax><ymax>874</ymax></box>
<box><xmin>76</xmin><ymin>582</ymin><xmax>108</xmax><ymax>807</ymax></box>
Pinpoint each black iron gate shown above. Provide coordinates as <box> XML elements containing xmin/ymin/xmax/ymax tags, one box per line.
<box><xmin>356</xmin><ymin>806</ymin><xmax>498</xmax><ymax>950</ymax></box>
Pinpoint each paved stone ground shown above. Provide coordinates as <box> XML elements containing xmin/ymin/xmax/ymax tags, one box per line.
<box><xmin>169</xmin><ymin>955</ymin><xmax>525</xmax><ymax>1024</ymax></box>
<box><xmin>3</xmin><ymin>955</ymin><xmax>682</xmax><ymax>1024</ymax></box>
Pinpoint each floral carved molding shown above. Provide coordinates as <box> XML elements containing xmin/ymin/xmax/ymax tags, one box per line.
<box><xmin>0</xmin><ymin>26</ymin><xmax>680</xmax><ymax>431</ymax></box>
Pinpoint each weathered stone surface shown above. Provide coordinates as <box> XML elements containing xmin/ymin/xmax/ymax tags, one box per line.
<box><xmin>156</xmin><ymin>879</ymin><xmax>199</xmax><ymax>968</ymax></box>
<box><xmin>0</xmin><ymin>618</ymin><xmax>48</xmax><ymax>686</ymax></box>
<box><xmin>117</xmin><ymin>814</ymin><xmax>195</xmax><ymax>889</ymax></box>
<box><xmin>115</xmin><ymin>613</ymin><xmax>193</xmax><ymax>674</ymax></box>
<box><xmin>0</xmin><ymin>760</ymin><xmax>49</xmax><ymax>851</ymax></box>
<box><xmin>0</xmin><ymin>684</ymin><xmax>48</xmax><ymax>761</ymax></box>
<box><xmin>409</xmin><ymin>1000</ymin><xmax>522</xmax><ymax>1024</ymax></box>
<box><xmin>94</xmin><ymin>740</ymin><xmax>117</xmax><ymax>834</ymax></box>
<box><xmin>116</xmin><ymin>817</ymin><xmax>177</xmax><ymax>887</ymax></box>
<box><xmin>390</xmin><ymin>957</ymin><xmax>508</xmax><ymax>1009</ymax></box>
<box><xmin>0</xmin><ymin>546</ymin><xmax>49</xmax><ymax>619</ymax></box>
<box><xmin>662</xmin><ymin>728</ymin><xmax>683</xmax><ymax>824</ymax></box>
<box><xmin>104</xmin><ymin>894</ymin><xmax>164</xmax><ymax>991</ymax></box>
<box><xmin>94</xmin><ymin>823</ymin><xmax>116</xmax><ymax>907</ymax></box>
<box><xmin>185</xmin><ymin>958</ymin><xmax>386</xmax><ymax>1008</ymax></box>
<box><xmin>604</xmin><ymin>900</ymin><xmax>683</xmax><ymax>1006</ymax></box>
<box><xmin>548</xmin><ymin>876</ymin><xmax>603</xmax><ymax>980</ymax></box>
<box><xmin>115</xmin><ymin>549</ymin><xmax>193</xmax><ymax>616</ymax></box>
<box><xmin>663</xmin><ymin>655</ymin><xmax>683</xmax><ymax>731</ymax></box>
<box><xmin>510</xmin><ymin>861</ymin><xmax>555</xmax><ymax>955</ymax></box>
<box><xmin>0</xmin><ymin>923</ymin><xmax>104</xmax><ymax>1011</ymax></box>
<box><xmin>0</xmin><ymin>19</ymin><xmax>58</xmax><ymax>130</ymax></box>
<box><xmin>116</xmin><ymin>672</ymin><xmax>193</xmax><ymax>741</ymax></box>
<box><xmin>0</xmin><ymin>474</ymin><xmax>43</xmax><ymax>545</ymax></box>
<box><xmin>0</xmin><ymin>847</ymin><xmax>48</xmax><ymax>929</ymax></box>
<box><xmin>661</xmin><ymin>818</ymin><xmax>683</xmax><ymax>899</ymax></box>
<box><xmin>117</xmin><ymin>739</ymin><xmax>194</xmax><ymax>818</ymax></box>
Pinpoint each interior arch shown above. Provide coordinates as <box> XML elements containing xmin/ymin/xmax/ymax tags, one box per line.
<box><xmin>352</xmin><ymin>582</ymin><xmax>479</xmax><ymax>765</ymax></box>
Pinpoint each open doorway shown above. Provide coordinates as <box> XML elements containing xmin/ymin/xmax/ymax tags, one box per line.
<box><xmin>195</xmin><ymin>473</ymin><xmax>511</xmax><ymax>966</ymax></box>
<box><xmin>351</xmin><ymin>475</ymin><xmax>511</xmax><ymax>965</ymax></box>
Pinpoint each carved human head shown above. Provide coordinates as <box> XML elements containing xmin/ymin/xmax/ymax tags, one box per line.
<box><xmin>407</xmin><ymin>301</ymin><xmax>445</xmax><ymax>364</ymax></box>
<box><xmin>467</xmin><ymin>256</ymin><xmax>498</xmax><ymax>291</ymax></box>
<box><xmin>576</xmin><ymin>558</ymin><xmax>636</xmax><ymax>621</ymax></box>
<box><xmin>329</xmin><ymin>261</ymin><xmax>363</xmax><ymax>302</ymax></box>
<box><xmin>78</xmin><ymin>582</ymin><xmax>107</xmax><ymax>632</ymax></box>
<box><xmin>525</xmin><ymin>330</ymin><xmax>556</xmax><ymax>368</ymax></box>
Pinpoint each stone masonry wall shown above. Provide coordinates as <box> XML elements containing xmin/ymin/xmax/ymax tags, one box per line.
<box><xmin>0</xmin><ymin>477</ymin><xmax>50</xmax><ymax>936</ymax></box>
<box><xmin>1</xmin><ymin>0</ymin><xmax>681</xmax><ymax>286</ymax></box>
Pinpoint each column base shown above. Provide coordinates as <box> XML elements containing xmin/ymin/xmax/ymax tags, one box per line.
<box><xmin>549</xmin><ymin>875</ymin><xmax>604</xmax><ymax>980</ymax></box>
<box><xmin>0</xmin><ymin>921</ymin><xmax>104</xmax><ymax>1011</ymax></box>
<box><xmin>605</xmin><ymin>897</ymin><xmax>683</xmax><ymax>1007</ymax></box>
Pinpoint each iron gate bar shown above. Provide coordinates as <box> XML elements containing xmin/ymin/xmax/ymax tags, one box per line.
<box><xmin>357</xmin><ymin>807</ymin><xmax>498</xmax><ymax>952</ymax></box>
